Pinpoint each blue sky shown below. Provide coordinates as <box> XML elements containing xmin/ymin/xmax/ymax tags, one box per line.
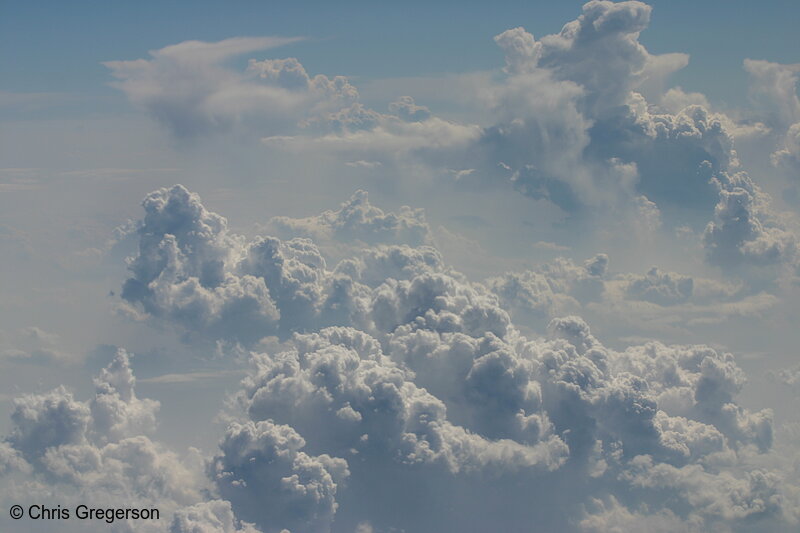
<box><xmin>1</xmin><ymin>1</ymin><xmax>800</xmax><ymax>532</ymax></box>
<box><xmin>2</xmin><ymin>0</ymin><xmax>799</xmax><ymax>113</ymax></box>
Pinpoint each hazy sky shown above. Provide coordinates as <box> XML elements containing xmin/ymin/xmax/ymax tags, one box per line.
<box><xmin>1</xmin><ymin>1</ymin><xmax>800</xmax><ymax>532</ymax></box>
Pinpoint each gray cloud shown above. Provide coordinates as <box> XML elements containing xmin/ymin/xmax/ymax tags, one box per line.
<box><xmin>743</xmin><ymin>59</ymin><xmax>800</xmax><ymax>131</ymax></box>
<box><xmin>387</xmin><ymin>96</ymin><xmax>431</xmax><ymax>123</ymax></box>
<box><xmin>266</xmin><ymin>190</ymin><xmax>431</xmax><ymax>249</ymax></box>
<box><xmin>171</xmin><ymin>500</ymin><xmax>263</xmax><ymax>533</ymax></box>
<box><xmin>112</xmin><ymin>185</ymin><xmax>794</xmax><ymax>531</ymax></box>
<box><xmin>5</xmin><ymin>180</ymin><xmax>800</xmax><ymax>532</ymax></box>
<box><xmin>14</xmin><ymin>3</ymin><xmax>800</xmax><ymax>531</ymax></box>
<box><xmin>1</xmin><ymin>349</ymin><xmax>208</xmax><ymax>531</ymax></box>
<box><xmin>211</xmin><ymin>420</ymin><xmax>349</xmax><ymax>533</ymax></box>
<box><xmin>105</xmin><ymin>37</ymin><xmax>360</xmax><ymax>139</ymax></box>
<box><xmin>703</xmin><ymin>172</ymin><xmax>797</xmax><ymax>273</ymax></box>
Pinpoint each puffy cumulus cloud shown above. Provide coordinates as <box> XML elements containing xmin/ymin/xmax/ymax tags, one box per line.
<box><xmin>221</xmin><ymin>327</ymin><xmax>569</xmax><ymax>532</ymax></box>
<box><xmin>105</xmin><ymin>37</ymin><xmax>362</xmax><ymax>138</ymax></box>
<box><xmin>215</xmin><ymin>310</ymin><xmax>794</xmax><ymax>531</ymax></box>
<box><xmin>625</xmin><ymin>267</ymin><xmax>693</xmax><ymax>306</ymax></box>
<box><xmin>210</xmin><ymin>420</ymin><xmax>349</xmax><ymax>533</ymax></box>
<box><xmin>387</xmin><ymin>96</ymin><xmax>431</xmax><ymax>123</ymax></box>
<box><xmin>0</xmin><ymin>349</ymin><xmax>208</xmax><ymax>531</ymax></box>
<box><xmin>613</xmin><ymin>341</ymin><xmax>773</xmax><ymax>453</ymax></box>
<box><xmin>771</xmin><ymin>122</ymin><xmax>800</xmax><ymax>178</ymax></box>
<box><xmin>615</xmin><ymin>101</ymin><xmax>738</xmax><ymax>209</ymax></box>
<box><xmin>487</xmin><ymin>254</ymin><xmax>607</xmax><ymax>327</ymax></box>
<box><xmin>742</xmin><ymin>59</ymin><xmax>800</xmax><ymax>190</ymax></box>
<box><xmin>265</xmin><ymin>189</ymin><xmax>431</xmax><ymax>249</ymax></box>
<box><xmin>105</xmin><ymin>1</ymin><xmax>793</xmax><ymax>251</ymax></box>
<box><xmin>90</xmin><ymin>348</ymin><xmax>160</xmax><ymax>444</ymax></box>
<box><xmin>236</xmin><ymin>328</ymin><xmax>566</xmax><ymax>472</ymax></box>
<box><xmin>6</xmin><ymin>349</ymin><xmax>161</xmax><ymax>465</ymax></box>
<box><xmin>10</xmin><ymin>183</ymin><xmax>786</xmax><ymax>531</ymax></box>
<box><xmin>101</xmin><ymin>0</ymin><xmax>800</xmax><ymax>262</ymax></box>
<box><xmin>770</xmin><ymin>364</ymin><xmax>800</xmax><ymax>395</ymax></box>
<box><xmin>373</xmin><ymin>0</ymin><xmax>754</xmax><ymax>248</ymax></box>
<box><xmin>578</xmin><ymin>496</ymin><xmax>687</xmax><ymax>532</ymax></box>
<box><xmin>7</xmin><ymin>386</ymin><xmax>92</xmax><ymax>463</ymax></box>
<box><xmin>121</xmin><ymin>185</ymin><xmax>791</xmax><ymax>530</ymax></box>
<box><xmin>120</xmin><ymin>185</ymin><xmax>502</xmax><ymax>344</ymax></box>
<box><xmin>105</xmin><ymin>35</ymin><xmax>479</xmax><ymax>160</ymax></box>
<box><xmin>493</xmin><ymin>27</ymin><xmax>542</xmax><ymax>75</ymax></box>
<box><xmin>246</xmin><ymin>57</ymin><xmax>358</xmax><ymax>104</ymax></box>
<box><xmin>253</xmin><ymin>0</ymin><xmax>749</xmax><ymax>225</ymax></box>
<box><xmin>619</xmin><ymin>456</ymin><xmax>785</xmax><ymax>524</ymax></box>
<box><xmin>333</xmin><ymin>244</ymin><xmax>444</xmax><ymax>289</ymax></box>
<box><xmin>119</xmin><ymin>180</ymin><xmax>770</xmax><ymax>333</ymax></box>
<box><xmin>488</xmin><ymin>253</ymin><xmax>777</xmax><ymax>338</ymax></box>
<box><xmin>498</xmin><ymin>0</ymin><xmax>656</xmax><ymax>112</ymax></box>
<box><xmin>120</xmin><ymin>184</ymin><xmax>279</xmax><ymax>343</ymax></box>
<box><xmin>119</xmin><ymin>183</ymin><xmax>783</xmax><ymax>356</ymax></box>
<box><xmin>703</xmin><ymin>172</ymin><xmax>798</xmax><ymax>273</ymax></box>
<box><xmin>170</xmin><ymin>500</ymin><xmax>263</xmax><ymax>533</ymax></box>
<box><xmin>743</xmin><ymin>59</ymin><xmax>800</xmax><ymax>131</ymax></box>
<box><xmin>0</xmin><ymin>441</ymin><xmax>30</xmax><ymax>476</ymax></box>
<box><xmin>464</xmin><ymin>0</ymin><xmax>788</xmax><ymax>279</ymax></box>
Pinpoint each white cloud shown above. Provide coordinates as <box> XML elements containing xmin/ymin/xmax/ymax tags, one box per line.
<box><xmin>703</xmin><ymin>172</ymin><xmax>798</xmax><ymax>273</ymax></box>
<box><xmin>104</xmin><ymin>37</ymin><xmax>365</xmax><ymax>139</ymax></box>
<box><xmin>106</xmin><ymin>185</ymin><xmax>800</xmax><ymax>530</ymax></box>
<box><xmin>211</xmin><ymin>420</ymin><xmax>349</xmax><ymax>533</ymax></box>
<box><xmin>1</xmin><ymin>349</ymin><xmax>208</xmax><ymax>531</ymax></box>
<box><xmin>9</xmin><ymin>3</ymin><xmax>800</xmax><ymax>531</ymax></box>
<box><xmin>743</xmin><ymin>59</ymin><xmax>800</xmax><ymax>131</ymax></box>
<box><xmin>170</xmin><ymin>500</ymin><xmax>263</xmax><ymax>533</ymax></box>
<box><xmin>265</xmin><ymin>189</ymin><xmax>432</xmax><ymax>249</ymax></box>
<box><xmin>5</xmin><ymin>180</ymin><xmax>800</xmax><ymax>531</ymax></box>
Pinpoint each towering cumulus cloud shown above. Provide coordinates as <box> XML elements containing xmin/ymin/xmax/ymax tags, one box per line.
<box><xmin>83</xmin><ymin>185</ymin><xmax>799</xmax><ymax>531</ymax></box>
<box><xmin>0</xmin><ymin>349</ymin><xmax>207</xmax><ymax>532</ymax></box>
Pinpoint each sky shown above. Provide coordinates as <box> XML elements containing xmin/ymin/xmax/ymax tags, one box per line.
<box><xmin>1</xmin><ymin>1</ymin><xmax>800</xmax><ymax>532</ymax></box>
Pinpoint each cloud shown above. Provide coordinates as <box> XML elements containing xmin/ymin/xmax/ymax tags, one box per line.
<box><xmin>625</xmin><ymin>267</ymin><xmax>694</xmax><ymax>306</ymax></box>
<box><xmin>120</xmin><ymin>184</ymin><xmax>280</xmax><ymax>344</ymax></box>
<box><xmin>703</xmin><ymin>172</ymin><xmax>798</xmax><ymax>273</ymax></box>
<box><xmin>387</xmin><ymin>96</ymin><xmax>431</xmax><ymax>122</ymax></box>
<box><xmin>120</xmin><ymin>185</ymin><xmax>458</xmax><ymax>344</ymax></box>
<box><xmin>211</xmin><ymin>419</ymin><xmax>349</xmax><ymax>533</ymax></box>
<box><xmin>105</xmin><ymin>0</ymin><xmax>790</xmax><ymax>260</ymax></box>
<box><xmin>578</xmin><ymin>496</ymin><xmax>686</xmax><ymax>533</ymax></box>
<box><xmin>141</xmin><ymin>369</ymin><xmax>244</xmax><ymax>385</ymax></box>
<box><xmin>5</xmin><ymin>180</ymin><xmax>800</xmax><ymax>531</ymax></box>
<box><xmin>104</xmin><ymin>37</ymin><xmax>368</xmax><ymax>139</ymax></box>
<box><xmin>21</xmin><ymin>3</ymin><xmax>800</xmax><ymax>530</ymax></box>
<box><xmin>89</xmin><ymin>349</ymin><xmax>160</xmax><ymax>444</ymax></box>
<box><xmin>0</xmin><ymin>326</ymin><xmax>77</xmax><ymax>365</ymax></box>
<box><xmin>265</xmin><ymin>189</ymin><xmax>432</xmax><ymax>249</ymax></box>
<box><xmin>262</xmin><ymin>114</ymin><xmax>481</xmax><ymax>162</ymax></box>
<box><xmin>170</xmin><ymin>500</ymin><xmax>263</xmax><ymax>533</ymax></box>
<box><xmin>0</xmin><ymin>349</ymin><xmax>208</xmax><ymax>531</ymax></box>
<box><xmin>113</xmin><ymin>184</ymin><xmax>800</xmax><ymax>531</ymax></box>
<box><xmin>770</xmin><ymin>364</ymin><xmax>800</xmax><ymax>395</ymax></box>
<box><xmin>771</xmin><ymin>122</ymin><xmax>800</xmax><ymax>178</ymax></box>
<box><xmin>743</xmin><ymin>59</ymin><xmax>800</xmax><ymax>131</ymax></box>
<box><xmin>487</xmin><ymin>255</ymin><xmax>606</xmax><ymax>326</ymax></box>
<box><xmin>488</xmin><ymin>252</ymin><xmax>778</xmax><ymax>338</ymax></box>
